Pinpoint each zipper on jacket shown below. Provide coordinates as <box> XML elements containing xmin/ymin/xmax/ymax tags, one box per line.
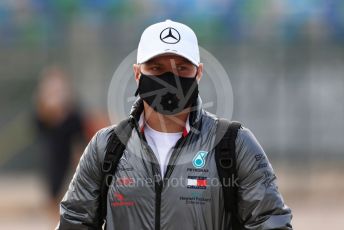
<box><xmin>131</xmin><ymin>117</ymin><xmax>163</xmax><ymax>230</ymax></box>
<box><xmin>154</xmin><ymin>179</ymin><xmax>163</xmax><ymax>230</ymax></box>
<box><xmin>163</xmin><ymin>134</ymin><xmax>190</xmax><ymax>181</ymax></box>
<box><xmin>131</xmin><ymin>116</ymin><xmax>192</xmax><ymax>230</ymax></box>
<box><xmin>142</xmin><ymin>142</ymin><xmax>163</xmax><ymax>230</ymax></box>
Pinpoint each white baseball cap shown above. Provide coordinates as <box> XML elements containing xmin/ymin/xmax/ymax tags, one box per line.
<box><xmin>137</xmin><ymin>19</ymin><xmax>200</xmax><ymax>66</ymax></box>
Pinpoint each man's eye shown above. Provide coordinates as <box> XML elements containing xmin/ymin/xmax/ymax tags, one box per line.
<box><xmin>151</xmin><ymin>66</ymin><xmax>160</xmax><ymax>71</ymax></box>
<box><xmin>177</xmin><ymin>66</ymin><xmax>188</xmax><ymax>71</ymax></box>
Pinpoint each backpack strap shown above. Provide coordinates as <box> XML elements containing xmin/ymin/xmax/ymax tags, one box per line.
<box><xmin>99</xmin><ymin>118</ymin><xmax>133</xmax><ymax>228</ymax></box>
<box><xmin>215</xmin><ymin>119</ymin><xmax>242</xmax><ymax>229</ymax></box>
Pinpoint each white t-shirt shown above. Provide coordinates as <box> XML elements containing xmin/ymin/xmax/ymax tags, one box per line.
<box><xmin>144</xmin><ymin>123</ymin><xmax>182</xmax><ymax>178</ymax></box>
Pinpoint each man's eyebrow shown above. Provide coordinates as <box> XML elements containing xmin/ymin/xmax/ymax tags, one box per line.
<box><xmin>174</xmin><ymin>58</ymin><xmax>193</xmax><ymax>65</ymax></box>
<box><xmin>145</xmin><ymin>59</ymin><xmax>162</xmax><ymax>65</ymax></box>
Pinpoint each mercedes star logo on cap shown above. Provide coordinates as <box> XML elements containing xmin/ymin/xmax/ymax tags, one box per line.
<box><xmin>160</xmin><ymin>27</ymin><xmax>181</xmax><ymax>44</ymax></box>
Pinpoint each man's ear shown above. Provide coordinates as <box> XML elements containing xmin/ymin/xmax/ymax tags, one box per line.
<box><xmin>196</xmin><ymin>63</ymin><xmax>203</xmax><ymax>82</ymax></box>
<box><xmin>133</xmin><ymin>64</ymin><xmax>140</xmax><ymax>83</ymax></box>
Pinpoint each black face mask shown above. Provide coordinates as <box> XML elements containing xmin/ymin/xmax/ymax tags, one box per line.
<box><xmin>135</xmin><ymin>71</ymin><xmax>199</xmax><ymax>115</ymax></box>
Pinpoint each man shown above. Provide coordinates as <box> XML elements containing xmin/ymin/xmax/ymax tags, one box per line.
<box><xmin>57</xmin><ymin>20</ymin><xmax>292</xmax><ymax>229</ymax></box>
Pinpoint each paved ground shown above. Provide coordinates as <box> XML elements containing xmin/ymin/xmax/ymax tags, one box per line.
<box><xmin>1</xmin><ymin>164</ymin><xmax>343</xmax><ymax>229</ymax></box>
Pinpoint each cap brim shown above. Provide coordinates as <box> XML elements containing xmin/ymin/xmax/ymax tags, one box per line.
<box><xmin>138</xmin><ymin>50</ymin><xmax>199</xmax><ymax>67</ymax></box>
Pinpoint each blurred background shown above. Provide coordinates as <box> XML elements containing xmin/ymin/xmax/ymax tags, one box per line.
<box><xmin>0</xmin><ymin>0</ymin><xmax>343</xmax><ymax>229</ymax></box>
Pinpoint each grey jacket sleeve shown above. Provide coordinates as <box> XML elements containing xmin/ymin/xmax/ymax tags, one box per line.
<box><xmin>235</xmin><ymin>127</ymin><xmax>293</xmax><ymax>230</ymax></box>
<box><xmin>56</xmin><ymin>128</ymin><xmax>108</xmax><ymax>230</ymax></box>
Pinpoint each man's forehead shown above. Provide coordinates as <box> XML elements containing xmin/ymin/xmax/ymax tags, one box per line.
<box><xmin>144</xmin><ymin>54</ymin><xmax>192</xmax><ymax>65</ymax></box>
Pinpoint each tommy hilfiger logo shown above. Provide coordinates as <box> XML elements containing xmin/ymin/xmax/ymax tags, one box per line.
<box><xmin>187</xmin><ymin>176</ymin><xmax>207</xmax><ymax>189</ymax></box>
<box><xmin>112</xmin><ymin>192</ymin><xmax>135</xmax><ymax>207</ymax></box>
